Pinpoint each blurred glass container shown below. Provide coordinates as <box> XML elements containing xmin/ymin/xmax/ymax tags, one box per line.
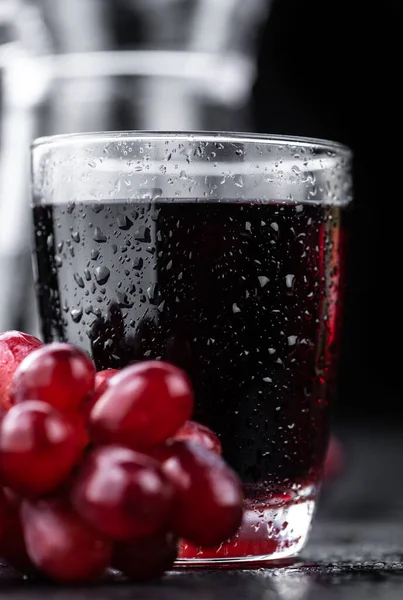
<box><xmin>0</xmin><ymin>0</ymin><xmax>272</xmax><ymax>334</ymax></box>
<box><xmin>37</xmin><ymin>0</ymin><xmax>270</xmax><ymax>134</ymax></box>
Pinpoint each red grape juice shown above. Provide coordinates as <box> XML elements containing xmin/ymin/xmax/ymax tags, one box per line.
<box><xmin>33</xmin><ymin>199</ymin><xmax>344</xmax><ymax>563</ymax></box>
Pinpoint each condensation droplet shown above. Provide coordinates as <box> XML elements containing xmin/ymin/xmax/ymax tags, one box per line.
<box><xmin>93</xmin><ymin>227</ymin><xmax>107</xmax><ymax>243</ymax></box>
<box><xmin>71</xmin><ymin>308</ymin><xmax>83</xmax><ymax>323</ymax></box>
<box><xmin>132</xmin><ymin>257</ymin><xmax>143</xmax><ymax>270</ymax></box>
<box><xmin>95</xmin><ymin>266</ymin><xmax>110</xmax><ymax>285</ymax></box>
<box><xmin>74</xmin><ymin>273</ymin><xmax>84</xmax><ymax>288</ymax></box>
<box><xmin>116</xmin><ymin>214</ymin><xmax>133</xmax><ymax>231</ymax></box>
<box><xmin>285</xmin><ymin>274</ymin><xmax>295</xmax><ymax>289</ymax></box>
<box><xmin>147</xmin><ymin>284</ymin><xmax>158</xmax><ymax>303</ymax></box>
<box><xmin>134</xmin><ymin>226</ymin><xmax>151</xmax><ymax>243</ymax></box>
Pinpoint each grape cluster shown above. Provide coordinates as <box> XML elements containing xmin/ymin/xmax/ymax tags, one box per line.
<box><xmin>0</xmin><ymin>331</ymin><xmax>243</xmax><ymax>583</ymax></box>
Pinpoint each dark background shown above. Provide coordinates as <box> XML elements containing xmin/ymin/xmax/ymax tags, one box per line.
<box><xmin>253</xmin><ymin>0</ymin><xmax>399</xmax><ymax>421</ymax></box>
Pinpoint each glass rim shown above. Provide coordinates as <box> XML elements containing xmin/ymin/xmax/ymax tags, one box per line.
<box><xmin>31</xmin><ymin>130</ymin><xmax>352</xmax><ymax>156</ymax></box>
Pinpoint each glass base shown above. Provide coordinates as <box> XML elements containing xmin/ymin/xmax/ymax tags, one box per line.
<box><xmin>175</xmin><ymin>484</ymin><xmax>316</xmax><ymax>567</ymax></box>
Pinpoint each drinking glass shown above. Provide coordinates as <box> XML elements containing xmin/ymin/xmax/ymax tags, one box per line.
<box><xmin>31</xmin><ymin>131</ymin><xmax>352</xmax><ymax>565</ymax></box>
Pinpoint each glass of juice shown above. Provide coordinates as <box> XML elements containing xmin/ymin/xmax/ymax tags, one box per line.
<box><xmin>31</xmin><ymin>132</ymin><xmax>352</xmax><ymax>565</ymax></box>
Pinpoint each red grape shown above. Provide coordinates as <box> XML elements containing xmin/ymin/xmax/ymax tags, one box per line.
<box><xmin>0</xmin><ymin>401</ymin><xmax>82</xmax><ymax>497</ymax></box>
<box><xmin>95</xmin><ymin>369</ymin><xmax>120</xmax><ymax>394</ymax></box>
<box><xmin>112</xmin><ymin>531</ymin><xmax>177</xmax><ymax>580</ymax></box>
<box><xmin>89</xmin><ymin>361</ymin><xmax>193</xmax><ymax>450</ymax></box>
<box><xmin>11</xmin><ymin>343</ymin><xmax>95</xmax><ymax>415</ymax></box>
<box><xmin>0</xmin><ymin>331</ymin><xmax>42</xmax><ymax>413</ymax></box>
<box><xmin>82</xmin><ymin>369</ymin><xmax>120</xmax><ymax>422</ymax></box>
<box><xmin>173</xmin><ymin>421</ymin><xmax>222</xmax><ymax>455</ymax></box>
<box><xmin>71</xmin><ymin>446</ymin><xmax>174</xmax><ymax>541</ymax></box>
<box><xmin>160</xmin><ymin>440</ymin><xmax>243</xmax><ymax>547</ymax></box>
<box><xmin>0</xmin><ymin>488</ymin><xmax>37</xmax><ymax>574</ymax></box>
<box><xmin>21</xmin><ymin>498</ymin><xmax>112</xmax><ymax>583</ymax></box>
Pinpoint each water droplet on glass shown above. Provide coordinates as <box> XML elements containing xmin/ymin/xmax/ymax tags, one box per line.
<box><xmin>133</xmin><ymin>257</ymin><xmax>143</xmax><ymax>270</ymax></box>
<box><xmin>285</xmin><ymin>274</ymin><xmax>295</xmax><ymax>289</ymax></box>
<box><xmin>71</xmin><ymin>231</ymin><xmax>80</xmax><ymax>243</ymax></box>
<box><xmin>116</xmin><ymin>291</ymin><xmax>134</xmax><ymax>308</ymax></box>
<box><xmin>270</xmin><ymin>222</ymin><xmax>279</xmax><ymax>232</ymax></box>
<box><xmin>91</xmin><ymin>249</ymin><xmax>100</xmax><ymax>260</ymax></box>
<box><xmin>70</xmin><ymin>308</ymin><xmax>83</xmax><ymax>323</ymax></box>
<box><xmin>232</xmin><ymin>303</ymin><xmax>241</xmax><ymax>314</ymax></box>
<box><xmin>74</xmin><ymin>273</ymin><xmax>84</xmax><ymax>288</ymax></box>
<box><xmin>147</xmin><ymin>284</ymin><xmax>158</xmax><ymax>304</ymax></box>
<box><xmin>116</xmin><ymin>214</ymin><xmax>133</xmax><ymax>231</ymax></box>
<box><xmin>134</xmin><ymin>226</ymin><xmax>151</xmax><ymax>243</ymax></box>
<box><xmin>95</xmin><ymin>266</ymin><xmax>110</xmax><ymax>285</ymax></box>
<box><xmin>93</xmin><ymin>227</ymin><xmax>107</xmax><ymax>243</ymax></box>
<box><xmin>258</xmin><ymin>276</ymin><xmax>269</xmax><ymax>288</ymax></box>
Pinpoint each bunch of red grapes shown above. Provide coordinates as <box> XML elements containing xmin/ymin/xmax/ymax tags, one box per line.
<box><xmin>0</xmin><ymin>331</ymin><xmax>243</xmax><ymax>583</ymax></box>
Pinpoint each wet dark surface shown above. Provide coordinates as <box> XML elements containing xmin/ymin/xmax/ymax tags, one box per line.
<box><xmin>1</xmin><ymin>427</ymin><xmax>403</xmax><ymax>599</ymax></box>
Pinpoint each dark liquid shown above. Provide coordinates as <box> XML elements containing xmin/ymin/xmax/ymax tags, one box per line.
<box><xmin>33</xmin><ymin>200</ymin><xmax>343</xmax><ymax>491</ymax></box>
